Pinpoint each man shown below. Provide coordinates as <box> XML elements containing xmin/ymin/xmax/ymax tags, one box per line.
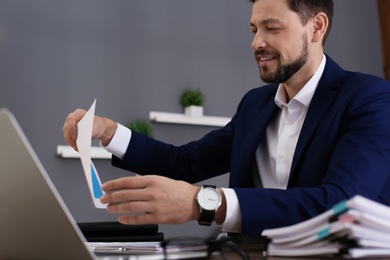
<box><xmin>63</xmin><ymin>0</ymin><xmax>390</xmax><ymax>235</ymax></box>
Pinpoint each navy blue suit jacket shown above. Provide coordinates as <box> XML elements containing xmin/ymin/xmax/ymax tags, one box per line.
<box><xmin>113</xmin><ymin>55</ymin><xmax>390</xmax><ymax>235</ymax></box>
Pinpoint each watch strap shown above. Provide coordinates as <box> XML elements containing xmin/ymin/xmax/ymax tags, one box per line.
<box><xmin>197</xmin><ymin>209</ymin><xmax>215</xmax><ymax>226</ymax></box>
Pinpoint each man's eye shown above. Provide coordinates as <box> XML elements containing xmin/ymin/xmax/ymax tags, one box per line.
<box><xmin>267</xmin><ymin>27</ymin><xmax>280</xmax><ymax>31</ymax></box>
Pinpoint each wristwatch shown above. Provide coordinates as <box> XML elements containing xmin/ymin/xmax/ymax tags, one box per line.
<box><xmin>195</xmin><ymin>185</ymin><xmax>222</xmax><ymax>226</ymax></box>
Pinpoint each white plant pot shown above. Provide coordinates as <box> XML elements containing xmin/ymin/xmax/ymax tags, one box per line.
<box><xmin>184</xmin><ymin>105</ymin><xmax>204</xmax><ymax>118</ymax></box>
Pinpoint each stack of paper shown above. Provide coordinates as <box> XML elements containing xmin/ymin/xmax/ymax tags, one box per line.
<box><xmin>262</xmin><ymin>195</ymin><xmax>390</xmax><ymax>258</ymax></box>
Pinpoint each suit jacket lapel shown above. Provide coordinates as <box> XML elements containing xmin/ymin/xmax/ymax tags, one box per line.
<box><xmin>288</xmin><ymin>56</ymin><xmax>343</xmax><ymax>186</ymax></box>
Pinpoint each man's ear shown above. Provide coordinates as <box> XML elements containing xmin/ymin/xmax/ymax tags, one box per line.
<box><xmin>311</xmin><ymin>12</ymin><xmax>328</xmax><ymax>43</ymax></box>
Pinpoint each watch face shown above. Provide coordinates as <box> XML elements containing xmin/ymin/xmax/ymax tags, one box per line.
<box><xmin>198</xmin><ymin>187</ymin><xmax>221</xmax><ymax>210</ymax></box>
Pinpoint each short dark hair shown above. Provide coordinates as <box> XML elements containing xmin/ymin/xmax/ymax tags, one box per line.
<box><xmin>249</xmin><ymin>0</ymin><xmax>334</xmax><ymax>45</ymax></box>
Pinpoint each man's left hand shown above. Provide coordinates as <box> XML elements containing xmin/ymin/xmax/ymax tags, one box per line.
<box><xmin>100</xmin><ymin>175</ymin><xmax>201</xmax><ymax>225</ymax></box>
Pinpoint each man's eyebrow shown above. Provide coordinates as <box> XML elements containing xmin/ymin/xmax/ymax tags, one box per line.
<box><xmin>251</xmin><ymin>18</ymin><xmax>284</xmax><ymax>27</ymax></box>
<box><xmin>262</xmin><ymin>18</ymin><xmax>283</xmax><ymax>26</ymax></box>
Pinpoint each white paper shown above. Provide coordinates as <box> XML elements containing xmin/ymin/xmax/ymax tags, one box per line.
<box><xmin>87</xmin><ymin>242</ymin><xmax>162</xmax><ymax>252</ymax></box>
<box><xmin>76</xmin><ymin>99</ymin><xmax>107</xmax><ymax>208</ymax></box>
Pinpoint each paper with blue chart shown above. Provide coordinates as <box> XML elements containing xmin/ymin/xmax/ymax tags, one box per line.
<box><xmin>76</xmin><ymin>99</ymin><xmax>107</xmax><ymax>209</ymax></box>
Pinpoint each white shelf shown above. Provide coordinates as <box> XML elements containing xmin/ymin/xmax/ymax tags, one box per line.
<box><xmin>56</xmin><ymin>145</ymin><xmax>111</xmax><ymax>159</ymax></box>
<box><xmin>149</xmin><ymin>111</ymin><xmax>231</xmax><ymax>127</ymax></box>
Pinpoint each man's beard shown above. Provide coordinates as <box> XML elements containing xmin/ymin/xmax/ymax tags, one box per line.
<box><xmin>257</xmin><ymin>34</ymin><xmax>308</xmax><ymax>84</ymax></box>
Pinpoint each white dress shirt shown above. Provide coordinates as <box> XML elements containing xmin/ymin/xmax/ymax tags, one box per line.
<box><xmin>103</xmin><ymin>55</ymin><xmax>326</xmax><ymax>233</ymax></box>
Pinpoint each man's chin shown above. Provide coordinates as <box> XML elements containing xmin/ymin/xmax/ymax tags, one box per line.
<box><xmin>260</xmin><ymin>72</ymin><xmax>277</xmax><ymax>84</ymax></box>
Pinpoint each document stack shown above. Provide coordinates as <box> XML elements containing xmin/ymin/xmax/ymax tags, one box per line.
<box><xmin>262</xmin><ymin>195</ymin><xmax>390</xmax><ymax>258</ymax></box>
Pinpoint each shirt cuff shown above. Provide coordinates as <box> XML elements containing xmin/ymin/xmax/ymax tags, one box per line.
<box><xmin>220</xmin><ymin>188</ymin><xmax>242</xmax><ymax>233</ymax></box>
<box><xmin>101</xmin><ymin>123</ymin><xmax>131</xmax><ymax>160</ymax></box>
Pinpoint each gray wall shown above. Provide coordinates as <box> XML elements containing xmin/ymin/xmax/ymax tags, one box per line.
<box><xmin>0</xmin><ymin>1</ymin><xmax>384</xmax><ymax>239</ymax></box>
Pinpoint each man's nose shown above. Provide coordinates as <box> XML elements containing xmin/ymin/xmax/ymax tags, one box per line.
<box><xmin>251</xmin><ymin>33</ymin><xmax>267</xmax><ymax>51</ymax></box>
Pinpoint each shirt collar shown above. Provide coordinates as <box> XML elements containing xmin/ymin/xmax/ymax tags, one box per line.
<box><xmin>274</xmin><ymin>54</ymin><xmax>327</xmax><ymax>108</ymax></box>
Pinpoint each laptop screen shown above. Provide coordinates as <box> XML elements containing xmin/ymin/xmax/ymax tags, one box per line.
<box><xmin>0</xmin><ymin>108</ymin><xmax>94</xmax><ymax>259</ymax></box>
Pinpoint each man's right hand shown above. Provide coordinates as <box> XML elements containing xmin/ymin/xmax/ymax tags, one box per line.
<box><xmin>63</xmin><ymin>108</ymin><xmax>118</xmax><ymax>151</ymax></box>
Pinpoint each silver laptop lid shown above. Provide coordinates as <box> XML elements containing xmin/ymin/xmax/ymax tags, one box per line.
<box><xmin>0</xmin><ymin>108</ymin><xmax>94</xmax><ymax>259</ymax></box>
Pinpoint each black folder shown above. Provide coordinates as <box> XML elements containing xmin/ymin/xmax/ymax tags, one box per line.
<box><xmin>78</xmin><ymin>221</ymin><xmax>164</xmax><ymax>242</ymax></box>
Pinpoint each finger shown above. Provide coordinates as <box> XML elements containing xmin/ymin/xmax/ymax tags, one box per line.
<box><xmin>63</xmin><ymin>119</ymin><xmax>78</xmax><ymax>151</ymax></box>
<box><xmin>118</xmin><ymin>213</ymin><xmax>157</xmax><ymax>225</ymax></box>
<box><xmin>105</xmin><ymin>200</ymin><xmax>150</xmax><ymax>214</ymax></box>
<box><xmin>100</xmin><ymin>189</ymin><xmax>149</xmax><ymax>204</ymax></box>
<box><xmin>63</xmin><ymin>113</ymin><xmax>78</xmax><ymax>141</ymax></box>
<box><xmin>63</xmin><ymin>109</ymin><xmax>86</xmax><ymax>150</ymax></box>
<box><xmin>101</xmin><ymin>176</ymin><xmax>151</xmax><ymax>192</ymax></box>
<box><xmin>117</xmin><ymin>212</ymin><xmax>177</xmax><ymax>225</ymax></box>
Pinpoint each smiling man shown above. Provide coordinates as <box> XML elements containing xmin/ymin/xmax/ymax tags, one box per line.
<box><xmin>63</xmin><ymin>0</ymin><xmax>390</xmax><ymax>236</ymax></box>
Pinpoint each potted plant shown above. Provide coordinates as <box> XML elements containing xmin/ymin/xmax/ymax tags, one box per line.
<box><xmin>180</xmin><ymin>88</ymin><xmax>205</xmax><ymax>118</ymax></box>
<box><xmin>128</xmin><ymin>119</ymin><xmax>153</xmax><ymax>138</ymax></box>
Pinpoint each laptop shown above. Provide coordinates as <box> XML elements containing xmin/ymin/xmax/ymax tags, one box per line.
<box><xmin>0</xmin><ymin>108</ymin><xmax>97</xmax><ymax>259</ymax></box>
<box><xmin>0</xmin><ymin>108</ymin><xmax>214</xmax><ymax>260</ymax></box>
